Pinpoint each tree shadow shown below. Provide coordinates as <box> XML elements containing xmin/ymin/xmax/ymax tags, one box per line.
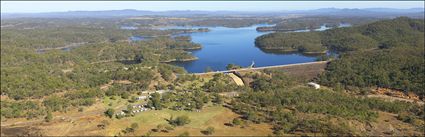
<box><xmin>200</xmin><ymin>130</ymin><xmax>209</xmax><ymax>135</ymax></box>
<box><xmin>224</xmin><ymin>123</ymin><xmax>233</xmax><ymax>127</ymax></box>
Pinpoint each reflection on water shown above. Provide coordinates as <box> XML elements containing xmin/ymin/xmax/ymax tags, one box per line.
<box><xmin>126</xmin><ymin>23</ymin><xmax>349</xmax><ymax>73</ymax></box>
<box><xmin>168</xmin><ymin>24</ymin><xmax>321</xmax><ymax>73</ymax></box>
<box><xmin>258</xmin><ymin>49</ymin><xmax>331</xmax><ymax>57</ymax></box>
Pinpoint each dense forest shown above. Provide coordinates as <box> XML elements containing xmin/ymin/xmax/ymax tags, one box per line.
<box><xmin>1</xmin><ymin>15</ymin><xmax>424</xmax><ymax>136</ymax></box>
<box><xmin>318</xmin><ymin>17</ymin><xmax>424</xmax><ymax>96</ymax></box>
<box><xmin>255</xmin><ymin>17</ymin><xmax>424</xmax><ymax>96</ymax></box>
<box><xmin>255</xmin><ymin>32</ymin><xmax>326</xmax><ymax>53</ymax></box>
<box><xmin>0</xmin><ymin>18</ymin><xmax>204</xmax><ymax>119</ymax></box>
<box><xmin>256</xmin><ymin>16</ymin><xmax>380</xmax><ymax>32</ymax></box>
<box><xmin>256</xmin><ymin>17</ymin><xmax>423</xmax><ymax>53</ymax></box>
<box><xmin>230</xmin><ymin>70</ymin><xmax>424</xmax><ymax>136</ymax></box>
<box><xmin>318</xmin><ymin>46</ymin><xmax>424</xmax><ymax>96</ymax></box>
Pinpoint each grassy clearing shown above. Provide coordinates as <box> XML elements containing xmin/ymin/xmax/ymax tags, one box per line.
<box><xmin>101</xmin><ymin>96</ymin><xmax>132</xmax><ymax>111</ymax></box>
<box><xmin>103</xmin><ymin>106</ymin><xmax>272</xmax><ymax>136</ymax></box>
<box><xmin>2</xmin><ymin>74</ymin><xmax>273</xmax><ymax>136</ymax></box>
<box><xmin>178</xmin><ymin>76</ymin><xmax>213</xmax><ymax>90</ymax></box>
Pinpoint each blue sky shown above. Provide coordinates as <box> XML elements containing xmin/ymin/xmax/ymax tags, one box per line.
<box><xmin>1</xmin><ymin>1</ymin><xmax>424</xmax><ymax>13</ymax></box>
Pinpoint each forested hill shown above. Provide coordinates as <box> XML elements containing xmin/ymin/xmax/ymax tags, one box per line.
<box><xmin>319</xmin><ymin>17</ymin><xmax>424</xmax><ymax>96</ymax></box>
<box><xmin>322</xmin><ymin>17</ymin><xmax>424</xmax><ymax>52</ymax></box>
<box><xmin>255</xmin><ymin>17</ymin><xmax>424</xmax><ymax>53</ymax></box>
<box><xmin>256</xmin><ymin>17</ymin><xmax>424</xmax><ymax>96</ymax></box>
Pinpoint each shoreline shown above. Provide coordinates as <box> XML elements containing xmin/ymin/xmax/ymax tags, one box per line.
<box><xmin>161</xmin><ymin>57</ymin><xmax>199</xmax><ymax>63</ymax></box>
<box><xmin>178</xmin><ymin>46</ymin><xmax>202</xmax><ymax>50</ymax></box>
<box><xmin>259</xmin><ymin>47</ymin><xmax>327</xmax><ymax>55</ymax></box>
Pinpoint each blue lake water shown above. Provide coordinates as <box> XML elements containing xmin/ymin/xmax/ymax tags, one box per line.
<box><xmin>169</xmin><ymin>24</ymin><xmax>320</xmax><ymax>73</ymax></box>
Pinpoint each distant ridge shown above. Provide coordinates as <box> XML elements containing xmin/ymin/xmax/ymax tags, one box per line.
<box><xmin>2</xmin><ymin>8</ymin><xmax>423</xmax><ymax>19</ymax></box>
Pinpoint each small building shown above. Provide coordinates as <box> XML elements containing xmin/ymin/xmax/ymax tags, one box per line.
<box><xmin>141</xmin><ymin>91</ymin><xmax>150</xmax><ymax>94</ymax></box>
<box><xmin>307</xmin><ymin>82</ymin><xmax>321</xmax><ymax>89</ymax></box>
<box><xmin>137</xmin><ymin>96</ymin><xmax>147</xmax><ymax>100</ymax></box>
<box><xmin>117</xmin><ymin>111</ymin><xmax>125</xmax><ymax>116</ymax></box>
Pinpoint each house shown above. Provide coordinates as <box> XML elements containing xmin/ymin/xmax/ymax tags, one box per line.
<box><xmin>307</xmin><ymin>82</ymin><xmax>320</xmax><ymax>89</ymax></box>
<box><xmin>141</xmin><ymin>91</ymin><xmax>150</xmax><ymax>94</ymax></box>
<box><xmin>140</xmin><ymin>108</ymin><xmax>148</xmax><ymax>111</ymax></box>
<box><xmin>116</xmin><ymin>111</ymin><xmax>125</xmax><ymax>116</ymax></box>
<box><xmin>137</xmin><ymin>96</ymin><xmax>147</xmax><ymax>100</ymax></box>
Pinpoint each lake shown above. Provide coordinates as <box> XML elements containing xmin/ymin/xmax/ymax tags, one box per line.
<box><xmin>168</xmin><ymin>24</ymin><xmax>322</xmax><ymax>73</ymax></box>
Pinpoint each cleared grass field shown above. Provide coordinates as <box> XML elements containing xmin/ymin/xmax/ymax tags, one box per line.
<box><xmin>105</xmin><ymin>106</ymin><xmax>273</xmax><ymax>136</ymax></box>
<box><xmin>2</xmin><ymin>75</ymin><xmax>272</xmax><ymax>136</ymax></box>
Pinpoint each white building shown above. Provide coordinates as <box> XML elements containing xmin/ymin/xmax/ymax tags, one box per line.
<box><xmin>137</xmin><ymin>96</ymin><xmax>147</xmax><ymax>100</ymax></box>
<box><xmin>307</xmin><ymin>82</ymin><xmax>321</xmax><ymax>89</ymax></box>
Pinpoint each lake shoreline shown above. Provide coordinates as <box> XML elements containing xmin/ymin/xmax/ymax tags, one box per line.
<box><xmin>161</xmin><ymin>57</ymin><xmax>199</xmax><ymax>63</ymax></box>
<box><xmin>168</xmin><ymin>24</ymin><xmax>321</xmax><ymax>73</ymax></box>
<box><xmin>258</xmin><ymin>47</ymin><xmax>328</xmax><ymax>55</ymax></box>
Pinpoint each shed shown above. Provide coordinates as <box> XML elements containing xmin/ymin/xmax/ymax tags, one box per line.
<box><xmin>307</xmin><ymin>82</ymin><xmax>321</xmax><ymax>89</ymax></box>
<box><xmin>137</xmin><ymin>96</ymin><xmax>147</xmax><ymax>100</ymax></box>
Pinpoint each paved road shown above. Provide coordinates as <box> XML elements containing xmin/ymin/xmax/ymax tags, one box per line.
<box><xmin>193</xmin><ymin>61</ymin><xmax>329</xmax><ymax>75</ymax></box>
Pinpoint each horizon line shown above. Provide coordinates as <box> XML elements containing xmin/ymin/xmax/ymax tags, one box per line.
<box><xmin>3</xmin><ymin>7</ymin><xmax>424</xmax><ymax>14</ymax></box>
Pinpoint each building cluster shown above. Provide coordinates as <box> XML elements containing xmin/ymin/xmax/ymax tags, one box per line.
<box><xmin>115</xmin><ymin>90</ymin><xmax>172</xmax><ymax>117</ymax></box>
<box><xmin>131</xmin><ymin>104</ymin><xmax>150</xmax><ymax>113</ymax></box>
<box><xmin>116</xmin><ymin>103</ymin><xmax>153</xmax><ymax>116</ymax></box>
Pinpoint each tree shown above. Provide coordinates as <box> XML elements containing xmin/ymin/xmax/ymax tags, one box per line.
<box><xmin>169</xmin><ymin>115</ymin><xmax>191</xmax><ymax>126</ymax></box>
<box><xmin>202</xmin><ymin>126</ymin><xmax>215</xmax><ymax>135</ymax></box>
<box><xmin>123</xmin><ymin>123</ymin><xmax>139</xmax><ymax>134</ymax></box>
<box><xmin>205</xmin><ymin>67</ymin><xmax>213</xmax><ymax>72</ymax></box>
<box><xmin>202</xmin><ymin>95</ymin><xmax>210</xmax><ymax>103</ymax></box>
<box><xmin>251</xmin><ymin>77</ymin><xmax>271</xmax><ymax>91</ymax></box>
<box><xmin>194</xmin><ymin>98</ymin><xmax>204</xmax><ymax>109</ymax></box>
<box><xmin>226</xmin><ymin>64</ymin><xmax>235</xmax><ymax>70</ymax></box>
<box><xmin>121</xmin><ymin>92</ymin><xmax>130</xmax><ymax>99</ymax></box>
<box><xmin>131</xmin><ymin>123</ymin><xmax>139</xmax><ymax>130</ymax></box>
<box><xmin>43</xmin><ymin>95</ymin><xmax>70</xmax><ymax>112</ymax></box>
<box><xmin>164</xmin><ymin>125</ymin><xmax>174</xmax><ymax>131</ymax></box>
<box><xmin>97</xmin><ymin>120</ymin><xmax>110</xmax><ymax>129</ymax></box>
<box><xmin>212</xmin><ymin>93</ymin><xmax>224</xmax><ymax>105</ymax></box>
<box><xmin>155</xmin><ymin>124</ymin><xmax>165</xmax><ymax>132</ymax></box>
<box><xmin>124</xmin><ymin>127</ymin><xmax>134</xmax><ymax>134</ymax></box>
<box><xmin>149</xmin><ymin>92</ymin><xmax>163</xmax><ymax>110</ymax></box>
<box><xmin>127</xmin><ymin>104</ymin><xmax>134</xmax><ymax>113</ymax></box>
<box><xmin>105</xmin><ymin>108</ymin><xmax>115</xmax><ymax>118</ymax></box>
<box><xmin>232</xmin><ymin>118</ymin><xmax>242</xmax><ymax>126</ymax></box>
<box><xmin>129</xmin><ymin>96</ymin><xmax>137</xmax><ymax>103</ymax></box>
<box><xmin>159</xmin><ymin>67</ymin><xmax>174</xmax><ymax>81</ymax></box>
<box><xmin>142</xmin><ymin>131</ymin><xmax>153</xmax><ymax>137</ymax></box>
<box><xmin>178</xmin><ymin>131</ymin><xmax>190</xmax><ymax>137</ymax></box>
<box><xmin>226</xmin><ymin>64</ymin><xmax>241</xmax><ymax>70</ymax></box>
<box><xmin>45</xmin><ymin>111</ymin><xmax>53</xmax><ymax>122</ymax></box>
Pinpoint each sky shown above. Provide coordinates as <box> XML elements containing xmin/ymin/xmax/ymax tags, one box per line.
<box><xmin>1</xmin><ymin>1</ymin><xmax>424</xmax><ymax>13</ymax></box>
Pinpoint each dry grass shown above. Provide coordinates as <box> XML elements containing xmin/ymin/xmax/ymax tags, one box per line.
<box><xmin>125</xmin><ymin>106</ymin><xmax>273</xmax><ymax>136</ymax></box>
<box><xmin>2</xmin><ymin>103</ymin><xmax>273</xmax><ymax>136</ymax></box>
